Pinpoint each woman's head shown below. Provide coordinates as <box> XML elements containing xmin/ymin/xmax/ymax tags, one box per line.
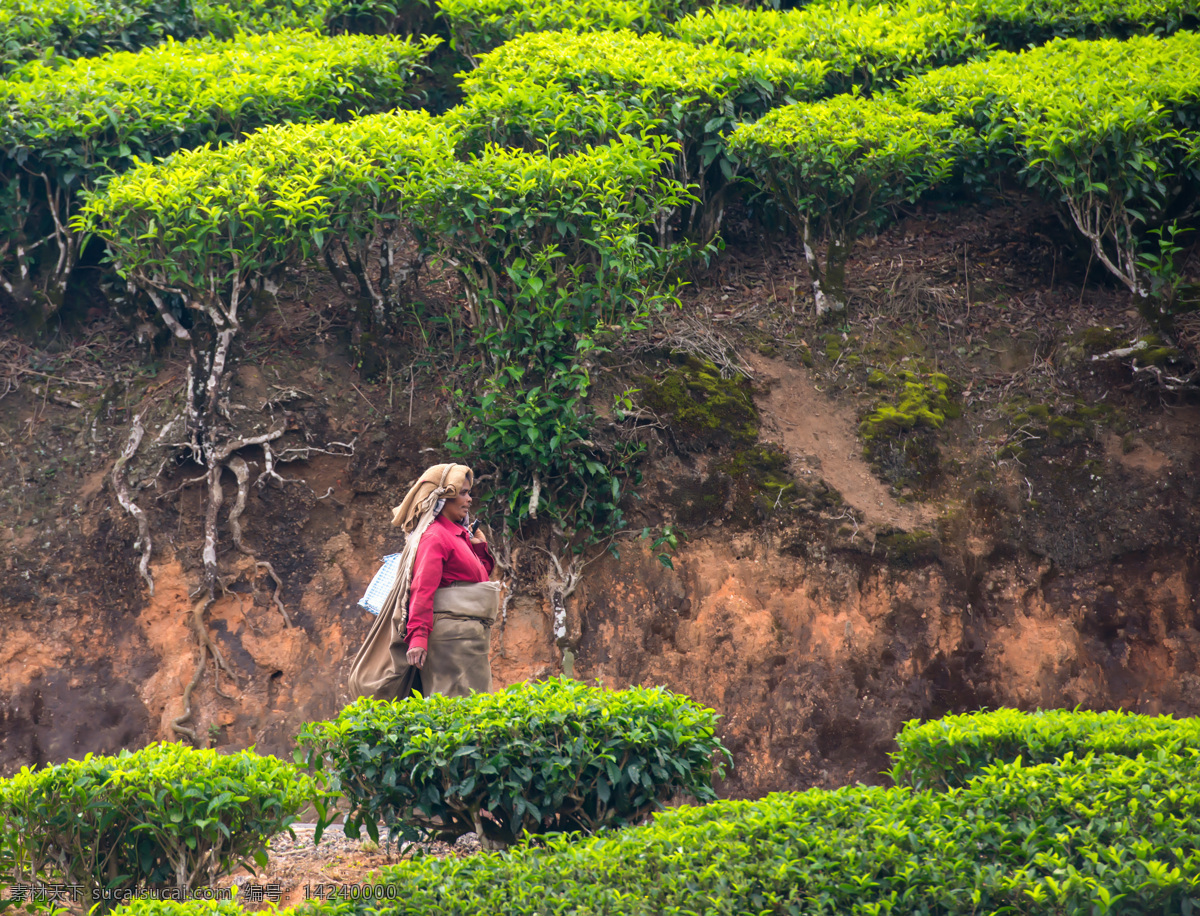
<box><xmin>391</xmin><ymin>463</ymin><xmax>474</xmax><ymax>531</ymax></box>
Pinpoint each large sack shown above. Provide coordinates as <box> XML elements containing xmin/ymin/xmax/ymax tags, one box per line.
<box><xmin>347</xmin><ymin>580</ymin><xmax>500</xmax><ymax>701</ymax></box>
<box><xmin>424</xmin><ymin>580</ymin><xmax>502</xmax><ymax>697</ymax></box>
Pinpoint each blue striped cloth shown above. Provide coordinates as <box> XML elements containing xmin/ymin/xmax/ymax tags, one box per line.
<box><xmin>358</xmin><ymin>553</ymin><xmax>403</xmax><ymax>616</ymax></box>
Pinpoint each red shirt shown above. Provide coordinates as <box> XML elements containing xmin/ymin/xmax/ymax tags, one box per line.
<box><xmin>405</xmin><ymin>515</ymin><xmax>495</xmax><ymax>651</ymax></box>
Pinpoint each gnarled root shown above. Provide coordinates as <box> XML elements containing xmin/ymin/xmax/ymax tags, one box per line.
<box><xmin>112</xmin><ymin>411</ymin><xmax>155</xmax><ymax>595</ymax></box>
<box><xmin>228</xmin><ymin>455</ymin><xmax>292</xmax><ymax>627</ymax></box>
<box><xmin>171</xmin><ymin>592</ymin><xmax>229</xmax><ymax>739</ymax></box>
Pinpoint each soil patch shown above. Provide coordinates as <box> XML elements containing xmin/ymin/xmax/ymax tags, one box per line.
<box><xmin>746</xmin><ymin>351</ymin><xmax>937</xmax><ymax>533</ymax></box>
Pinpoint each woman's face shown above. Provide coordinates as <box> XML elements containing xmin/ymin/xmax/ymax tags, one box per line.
<box><xmin>441</xmin><ymin>487</ymin><xmax>472</xmax><ymax>523</ymax></box>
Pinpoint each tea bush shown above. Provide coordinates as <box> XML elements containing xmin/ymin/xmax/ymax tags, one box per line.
<box><xmin>116</xmin><ymin>903</ymin><xmax>243</xmax><ymax>916</ymax></box>
<box><xmin>0</xmin><ymin>0</ymin><xmax>441</xmax><ymax>69</ymax></box>
<box><xmin>897</xmin><ymin>31</ymin><xmax>1200</xmax><ymax>307</ymax></box>
<box><xmin>295</xmin><ymin>678</ymin><xmax>731</xmax><ymax>847</ymax></box>
<box><xmin>672</xmin><ymin>2</ymin><xmax>989</xmax><ymax>95</ymax></box>
<box><xmin>0</xmin><ymin>743</ymin><xmax>331</xmax><ymax>910</ymax></box>
<box><xmin>0</xmin><ymin>0</ymin><xmax>197</xmax><ymax>74</ymax></box>
<box><xmin>1</xmin><ymin>29</ymin><xmax>437</xmax><ymax>317</ymax></box>
<box><xmin>191</xmin><ymin>0</ymin><xmax>329</xmax><ymax>37</ymax></box>
<box><xmin>81</xmin><ymin>108</ymin><xmax>454</xmax><ymax>339</ymax></box>
<box><xmin>729</xmin><ymin>94</ymin><xmax>968</xmax><ymax>313</ymax></box>
<box><xmin>403</xmin><ymin>138</ymin><xmax>689</xmax><ymax>537</ymax></box>
<box><xmin>83</xmin><ymin>122</ymin><xmax>681</xmax><ymax>542</ymax></box>
<box><xmin>277</xmin><ymin>749</ymin><xmax>1200</xmax><ymax>914</ymax></box>
<box><xmin>440</xmin><ymin>0</ymin><xmax>707</xmax><ymax>59</ymax></box>
<box><xmin>461</xmin><ymin>30</ymin><xmax>827</xmax><ymax>240</ymax></box>
<box><xmin>897</xmin><ymin>0</ymin><xmax>1198</xmax><ymax>48</ymax></box>
<box><xmin>893</xmin><ymin>707</ymin><xmax>1200</xmax><ymax>788</ymax></box>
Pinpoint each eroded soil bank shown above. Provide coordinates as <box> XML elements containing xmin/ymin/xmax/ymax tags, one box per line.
<box><xmin>2</xmin><ymin>196</ymin><xmax>1198</xmax><ymax>794</ymax></box>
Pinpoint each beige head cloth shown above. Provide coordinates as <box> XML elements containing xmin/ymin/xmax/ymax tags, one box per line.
<box><xmin>391</xmin><ymin>463</ymin><xmax>473</xmax><ymax>533</ymax></box>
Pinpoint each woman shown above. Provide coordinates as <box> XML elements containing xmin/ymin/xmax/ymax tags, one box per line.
<box><xmin>348</xmin><ymin>463</ymin><xmax>500</xmax><ymax>701</ymax></box>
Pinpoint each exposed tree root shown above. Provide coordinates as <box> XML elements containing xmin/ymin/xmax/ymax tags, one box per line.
<box><xmin>228</xmin><ymin>455</ymin><xmax>292</xmax><ymax>627</ymax></box>
<box><xmin>126</xmin><ymin>269</ymin><xmax>363</xmax><ymax>742</ymax></box>
<box><xmin>534</xmin><ymin>536</ymin><xmax>583</xmax><ymax>649</ymax></box>
<box><xmin>111</xmin><ymin>410</ymin><xmax>155</xmax><ymax>595</ymax></box>
<box><xmin>171</xmin><ymin>594</ymin><xmax>216</xmax><ymax>741</ymax></box>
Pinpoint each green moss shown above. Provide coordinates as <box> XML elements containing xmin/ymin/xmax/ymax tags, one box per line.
<box><xmin>716</xmin><ymin>442</ymin><xmax>840</xmax><ymax>525</ymax></box>
<box><xmin>876</xmin><ymin>529</ymin><xmax>940</xmax><ymax>565</ymax></box>
<box><xmin>1056</xmin><ymin>325</ymin><xmax>1127</xmax><ymax>369</ymax></box>
<box><xmin>1078</xmin><ymin>326</ymin><xmax>1125</xmax><ymax>354</ymax></box>
<box><xmin>1141</xmin><ymin>346</ymin><xmax>1183</xmax><ymax>367</ymax></box>
<box><xmin>638</xmin><ymin>356</ymin><xmax>758</xmax><ymax>450</ymax></box>
<box><xmin>822</xmin><ymin>333</ymin><xmax>843</xmax><ymax>361</ymax></box>
<box><xmin>856</xmin><ymin>368</ymin><xmax>958</xmax><ymax>494</ymax></box>
<box><xmin>821</xmin><ymin>332</ymin><xmax>862</xmax><ymax>367</ymax></box>
<box><xmin>1000</xmin><ymin>398</ymin><xmax>1120</xmax><ymax>454</ymax></box>
<box><xmin>859</xmin><ymin>371</ymin><xmax>958</xmax><ymax>440</ymax></box>
<box><xmin>721</xmin><ymin>444</ymin><xmax>791</xmax><ymax>488</ymax></box>
<box><xmin>1047</xmin><ymin>415</ymin><xmax>1087</xmax><ymax>439</ymax></box>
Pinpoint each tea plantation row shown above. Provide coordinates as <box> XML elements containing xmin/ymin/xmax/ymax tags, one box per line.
<box><xmin>0</xmin><ymin>29</ymin><xmax>435</xmax><ymax>310</ymax></box>
<box><xmin>1</xmin><ymin>681</ymin><xmax>725</xmax><ymax>908</ymax></box>
<box><xmin>6</xmin><ymin>695</ymin><xmax>1197</xmax><ymax>916</ymax></box>
<box><xmin>8</xmin><ymin>0</ymin><xmax>1190</xmax><ymax>72</ymax></box>
<box><xmin>71</xmin><ymin>29</ymin><xmax>1200</xmax><ymax>334</ymax></box>
<box><xmin>4</xmin><ymin>0</ymin><xmax>1196</xmax><ymax>318</ymax></box>
<box><xmin>0</xmin><ymin>0</ymin><xmax>432</xmax><ymax>72</ymax></box>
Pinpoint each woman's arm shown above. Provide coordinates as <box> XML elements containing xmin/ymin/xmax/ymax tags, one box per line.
<box><xmin>469</xmin><ymin>527</ymin><xmax>495</xmax><ymax>577</ymax></box>
<box><xmin>405</xmin><ymin>530</ymin><xmax>448</xmax><ymax>655</ymax></box>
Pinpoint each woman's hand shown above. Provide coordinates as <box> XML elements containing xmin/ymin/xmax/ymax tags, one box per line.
<box><xmin>471</xmin><ymin>526</ymin><xmax>488</xmax><ymax>545</ymax></box>
<box><xmin>406</xmin><ymin>646</ymin><xmax>427</xmax><ymax>668</ymax></box>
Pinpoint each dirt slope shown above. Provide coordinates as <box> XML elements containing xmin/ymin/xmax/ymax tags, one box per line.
<box><xmin>2</xmin><ymin>193</ymin><xmax>1199</xmax><ymax>798</ymax></box>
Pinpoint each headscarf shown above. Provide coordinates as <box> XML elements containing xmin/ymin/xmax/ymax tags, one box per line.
<box><xmin>380</xmin><ymin>463</ymin><xmax>473</xmax><ymax>630</ymax></box>
<box><xmin>390</xmin><ymin>463</ymin><xmax>473</xmax><ymax>532</ymax></box>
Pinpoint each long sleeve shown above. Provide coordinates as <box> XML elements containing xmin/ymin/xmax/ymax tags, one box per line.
<box><xmin>405</xmin><ymin>531</ymin><xmax>448</xmax><ymax>651</ymax></box>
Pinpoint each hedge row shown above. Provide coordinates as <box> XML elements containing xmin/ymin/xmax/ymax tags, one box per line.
<box><xmin>458</xmin><ymin>30</ymin><xmax>825</xmax><ymax>240</ymax></box>
<box><xmin>0</xmin><ymin>743</ymin><xmax>329</xmax><ymax>910</ymax></box>
<box><xmin>78</xmin><ymin>109</ymin><xmax>454</xmax><ymax>304</ymax></box>
<box><xmin>439</xmin><ymin>0</ymin><xmax>708</xmax><ymax>59</ymax></box>
<box><xmin>80</xmin><ymin>108</ymin><xmax>682</xmax><ymax>327</ymax></box>
<box><xmin>893</xmin><ymin>707</ymin><xmax>1200</xmax><ymax>788</ymax></box>
<box><xmin>895</xmin><ymin>30</ymin><xmax>1200</xmax><ymax>153</ymax></box>
<box><xmin>296</xmin><ymin>678</ymin><xmax>730</xmax><ymax>846</ymax></box>
<box><xmin>672</xmin><ymin>2</ymin><xmax>990</xmax><ymax>95</ymax></box>
<box><xmin>442</xmin><ymin>0</ymin><xmax>1196</xmax><ymax>67</ymax></box>
<box><xmin>894</xmin><ymin>0</ymin><xmax>1198</xmax><ymax>47</ymax></box>
<box><xmin>728</xmin><ymin>94</ymin><xmax>968</xmax><ymax>313</ymax></box>
<box><xmin>728</xmin><ymin>30</ymin><xmax>1200</xmax><ymax>314</ymax></box>
<box><xmin>0</xmin><ymin>0</ymin><xmax>195</xmax><ymax>74</ymax></box>
<box><xmin>895</xmin><ymin>30</ymin><xmax>1200</xmax><ymax>300</ymax></box>
<box><xmin>113</xmin><ymin>751</ymin><xmax>1193</xmax><ymax>915</ymax></box>
<box><xmin>2</xmin><ymin>29</ymin><xmax>437</xmax><ymax>171</ymax></box>
<box><xmin>1</xmin><ymin>0</ymin><xmax>440</xmax><ymax>74</ymax></box>
<box><xmin>1</xmin><ymin>29</ymin><xmax>436</xmax><ymax>312</ymax></box>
